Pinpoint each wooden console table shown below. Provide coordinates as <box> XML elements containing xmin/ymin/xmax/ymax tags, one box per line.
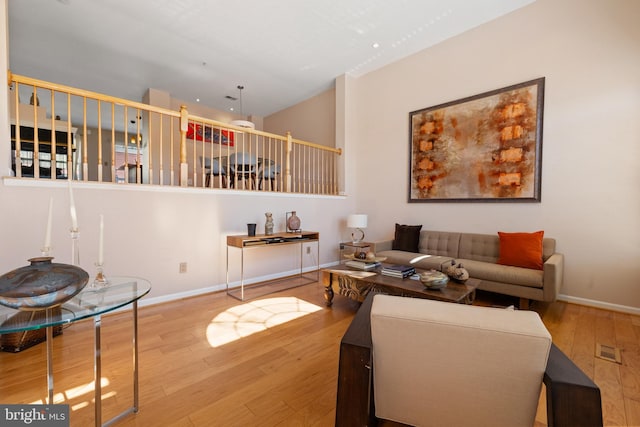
<box><xmin>226</xmin><ymin>231</ymin><xmax>320</xmax><ymax>300</ymax></box>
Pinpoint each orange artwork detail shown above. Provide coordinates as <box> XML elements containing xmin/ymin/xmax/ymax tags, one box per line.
<box><xmin>499</xmin><ymin>147</ymin><xmax>523</xmax><ymax>163</ymax></box>
<box><xmin>501</xmin><ymin>126</ymin><xmax>514</xmax><ymax>141</ymax></box>
<box><xmin>513</xmin><ymin>125</ymin><xmax>523</xmax><ymax>139</ymax></box>
<box><xmin>417</xmin><ymin>176</ymin><xmax>434</xmax><ymax>190</ymax></box>
<box><xmin>499</xmin><ymin>172</ymin><xmax>521</xmax><ymax>186</ymax></box>
<box><xmin>418</xmin><ymin>157</ymin><xmax>435</xmax><ymax>171</ymax></box>
<box><xmin>420</xmin><ymin>121</ymin><xmax>435</xmax><ymax>134</ymax></box>
<box><xmin>419</xmin><ymin>140</ymin><xmax>434</xmax><ymax>151</ymax></box>
<box><xmin>501</xmin><ymin>103</ymin><xmax>526</xmax><ymax>119</ymax></box>
<box><xmin>500</xmin><ymin>125</ymin><xmax>523</xmax><ymax>141</ymax></box>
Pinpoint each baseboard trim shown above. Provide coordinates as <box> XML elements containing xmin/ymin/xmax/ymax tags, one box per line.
<box><xmin>137</xmin><ymin>261</ymin><xmax>339</xmax><ymax>309</ymax></box>
<box><xmin>557</xmin><ymin>294</ymin><xmax>640</xmax><ymax>315</ymax></box>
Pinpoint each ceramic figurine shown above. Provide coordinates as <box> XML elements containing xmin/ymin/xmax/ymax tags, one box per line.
<box><xmin>446</xmin><ymin>260</ymin><xmax>469</xmax><ymax>283</ymax></box>
<box><xmin>265</xmin><ymin>212</ymin><xmax>274</xmax><ymax>235</ymax></box>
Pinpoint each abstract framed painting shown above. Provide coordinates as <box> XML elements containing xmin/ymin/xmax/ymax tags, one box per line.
<box><xmin>408</xmin><ymin>78</ymin><xmax>544</xmax><ymax>202</ymax></box>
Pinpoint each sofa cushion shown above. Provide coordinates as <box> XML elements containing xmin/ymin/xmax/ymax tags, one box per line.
<box><xmin>392</xmin><ymin>223</ymin><xmax>422</xmax><ymax>252</ymax></box>
<box><xmin>453</xmin><ymin>258</ymin><xmax>544</xmax><ymax>288</ymax></box>
<box><xmin>377</xmin><ymin>250</ymin><xmax>454</xmax><ymax>270</ymax></box>
<box><xmin>497</xmin><ymin>231</ymin><xmax>544</xmax><ymax>270</ymax></box>
<box><xmin>417</xmin><ymin>230</ymin><xmax>461</xmax><ymax>258</ymax></box>
<box><xmin>458</xmin><ymin>233</ymin><xmax>500</xmax><ymax>262</ymax></box>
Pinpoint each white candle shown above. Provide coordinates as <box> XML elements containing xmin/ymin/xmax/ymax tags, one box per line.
<box><xmin>68</xmin><ymin>181</ymin><xmax>78</xmax><ymax>230</ymax></box>
<box><xmin>44</xmin><ymin>197</ymin><xmax>53</xmax><ymax>249</ymax></box>
<box><xmin>98</xmin><ymin>214</ymin><xmax>104</xmax><ymax>265</ymax></box>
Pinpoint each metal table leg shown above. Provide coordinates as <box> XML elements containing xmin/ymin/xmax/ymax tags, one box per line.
<box><xmin>94</xmin><ymin>314</ymin><xmax>102</xmax><ymax>426</ymax></box>
<box><xmin>94</xmin><ymin>300</ymin><xmax>140</xmax><ymax>427</ymax></box>
<box><xmin>46</xmin><ymin>308</ymin><xmax>54</xmax><ymax>405</ymax></box>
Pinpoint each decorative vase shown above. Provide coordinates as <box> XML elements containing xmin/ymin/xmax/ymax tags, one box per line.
<box><xmin>287</xmin><ymin>211</ymin><xmax>301</xmax><ymax>232</ymax></box>
<box><xmin>0</xmin><ymin>257</ymin><xmax>89</xmax><ymax>310</ymax></box>
<box><xmin>29</xmin><ymin>93</ymin><xmax>40</xmax><ymax>106</ymax></box>
<box><xmin>265</xmin><ymin>212</ymin><xmax>274</xmax><ymax>235</ymax></box>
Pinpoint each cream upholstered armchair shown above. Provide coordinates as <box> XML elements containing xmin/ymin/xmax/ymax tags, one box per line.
<box><xmin>335</xmin><ymin>293</ymin><xmax>603</xmax><ymax>427</ymax></box>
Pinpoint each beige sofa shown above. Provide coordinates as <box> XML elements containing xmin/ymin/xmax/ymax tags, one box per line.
<box><xmin>374</xmin><ymin>229</ymin><xmax>563</xmax><ymax>308</ymax></box>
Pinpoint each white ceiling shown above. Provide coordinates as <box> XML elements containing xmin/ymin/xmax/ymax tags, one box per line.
<box><xmin>8</xmin><ymin>0</ymin><xmax>534</xmax><ymax>118</ymax></box>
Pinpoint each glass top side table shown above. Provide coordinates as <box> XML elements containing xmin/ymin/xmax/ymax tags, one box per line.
<box><xmin>0</xmin><ymin>277</ymin><xmax>151</xmax><ymax>427</ymax></box>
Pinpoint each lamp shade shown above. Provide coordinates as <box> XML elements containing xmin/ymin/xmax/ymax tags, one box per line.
<box><xmin>347</xmin><ymin>214</ymin><xmax>368</xmax><ymax>229</ymax></box>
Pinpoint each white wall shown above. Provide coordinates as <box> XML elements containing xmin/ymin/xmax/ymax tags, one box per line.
<box><xmin>348</xmin><ymin>0</ymin><xmax>640</xmax><ymax>310</ymax></box>
<box><xmin>0</xmin><ymin>182</ymin><xmax>350</xmax><ymax>304</ymax></box>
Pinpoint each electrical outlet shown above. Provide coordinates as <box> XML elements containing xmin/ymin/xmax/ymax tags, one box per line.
<box><xmin>179</xmin><ymin>262</ymin><xmax>187</xmax><ymax>273</ymax></box>
<box><xmin>306</xmin><ymin>246</ymin><xmax>311</xmax><ymax>254</ymax></box>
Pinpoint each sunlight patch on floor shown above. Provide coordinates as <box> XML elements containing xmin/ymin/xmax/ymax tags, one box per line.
<box><xmin>29</xmin><ymin>377</ymin><xmax>111</xmax><ymax>408</ymax></box>
<box><xmin>206</xmin><ymin>296</ymin><xmax>322</xmax><ymax>348</ymax></box>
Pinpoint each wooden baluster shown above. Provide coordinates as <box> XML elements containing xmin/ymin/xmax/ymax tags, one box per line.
<box><xmin>179</xmin><ymin>105</ymin><xmax>188</xmax><ymax>187</ymax></box>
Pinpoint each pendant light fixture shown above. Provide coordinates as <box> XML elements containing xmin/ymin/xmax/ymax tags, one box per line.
<box><xmin>230</xmin><ymin>85</ymin><xmax>256</xmax><ymax>129</ymax></box>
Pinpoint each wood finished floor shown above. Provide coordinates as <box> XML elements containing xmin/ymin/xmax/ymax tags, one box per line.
<box><xmin>0</xmin><ymin>282</ymin><xmax>639</xmax><ymax>426</ymax></box>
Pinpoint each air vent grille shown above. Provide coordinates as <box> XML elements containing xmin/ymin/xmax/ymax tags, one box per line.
<box><xmin>596</xmin><ymin>343</ymin><xmax>622</xmax><ymax>364</ymax></box>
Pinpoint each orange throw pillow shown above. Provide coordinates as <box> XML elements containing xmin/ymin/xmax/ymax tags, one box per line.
<box><xmin>497</xmin><ymin>231</ymin><xmax>544</xmax><ymax>270</ymax></box>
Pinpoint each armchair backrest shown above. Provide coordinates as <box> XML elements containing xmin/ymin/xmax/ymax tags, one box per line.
<box><xmin>370</xmin><ymin>294</ymin><xmax>552</xmax><ymax>426</ymax></box>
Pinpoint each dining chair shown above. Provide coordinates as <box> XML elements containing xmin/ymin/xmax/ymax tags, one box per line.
<box><xmin>199</xmin><ymin>156</ymin><xmax>226</xmax><ymax>188</ymax></box>
<box><xmin>228</xmin><ymin>152</ymin><xmax>258</xmax><ymax>189</ymax></box>
<box><xmin>257</xmin><ymin>158</ymin><xmax>281</xmax><ymax>190</ymax></box>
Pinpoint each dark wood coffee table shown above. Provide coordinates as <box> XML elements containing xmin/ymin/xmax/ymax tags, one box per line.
<box><xmin>322</xmin><ymin>264</ymin><xmax>478</xmax><ymax>307</ymax></box>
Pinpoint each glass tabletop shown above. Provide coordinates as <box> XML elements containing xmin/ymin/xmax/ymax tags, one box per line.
<box><xmin>0</xmin><ymin>277</ymin><xmax>151</xmax><ymax>333</ymax></box>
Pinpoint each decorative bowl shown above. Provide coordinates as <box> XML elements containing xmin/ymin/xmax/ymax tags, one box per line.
<box><xmin>0</xmin><ymin>257</ymin><xmax>89</xmax><ymax>310</ymax></box>
<box><xmin>419</xmin><ymin>270</ymin><xmax>449</xmax><ymax>289</ymax></box>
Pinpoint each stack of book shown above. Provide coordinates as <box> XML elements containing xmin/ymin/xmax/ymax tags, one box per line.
<box><xmin>381</xmin><ymin>264</ymin><xmax>416</xmax><ymax>278</ymax></box>
<box><xmin>345</xmin><ymin>260</ymin><xmax>381</xmax><ymax>271</ymax></box>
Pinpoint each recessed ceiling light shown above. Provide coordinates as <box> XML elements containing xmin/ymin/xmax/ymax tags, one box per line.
<box><xmin>372</xmin><ymin>42</ymin><xmax>380</xmax><ymax>49</ymax></box>
<box><xmin>229</xmin><ymin>107</ymin><xmax>234</xmax><ymax>111</ymax></box>
<box><xmin>196</xmin><ymin>98</ymin><xmax>200</xmax><ymax>102</ymax></box>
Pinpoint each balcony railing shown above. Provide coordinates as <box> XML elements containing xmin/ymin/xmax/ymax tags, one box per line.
<box><xmin>7</xmin><ymin>72</ymin><xmax>342</xmax><ymax>195</ymax></box>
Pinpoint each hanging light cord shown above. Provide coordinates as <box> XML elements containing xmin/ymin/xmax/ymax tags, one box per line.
<box><xmin>237</xmin><ymin>85</ymin><xmax>245</xmax><ymax>118</ymax></box>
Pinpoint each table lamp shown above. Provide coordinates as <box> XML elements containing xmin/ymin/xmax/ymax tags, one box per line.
<box><xmin>347</xmin><ymin>214</ymin><xmax>368</xmax><ymax>243</ymax></box>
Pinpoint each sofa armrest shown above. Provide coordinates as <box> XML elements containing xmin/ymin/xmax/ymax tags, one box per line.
<box><xmin>544</xmin><ymin>344</ymin><xmax>603</xmax><ymax>426</ymax></box>
<box><xmin>543</xmin><ymin>253</ymin><xmax>564</xmax><ymax>302</ymax></box>
<box><xmin>372</xmin><ymin>240</ymin><xmax>393</xmax><ymax>252</ymax></box>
